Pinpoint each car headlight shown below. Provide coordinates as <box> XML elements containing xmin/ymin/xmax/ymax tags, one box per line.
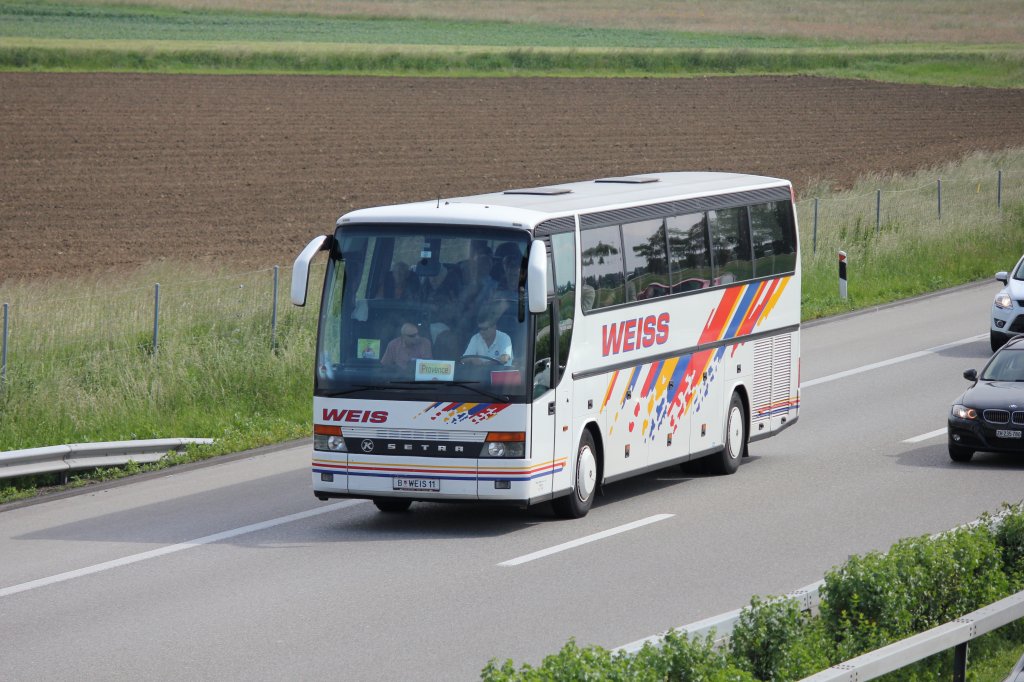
<box><xmin>951</xmin><ymin>404</ymin><xmax>978</xmax><ymax>420</ymax></box>
<box><xmin>995</xmin><ymin>292</ymin><xmax>1013</xmax><ymax>309</ymax></box>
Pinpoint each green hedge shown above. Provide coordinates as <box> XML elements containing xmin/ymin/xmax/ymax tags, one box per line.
<box><xmin>482</xmin><ymin>503</ymin><xmax>1024</xmax><ymax>681</ymax></box>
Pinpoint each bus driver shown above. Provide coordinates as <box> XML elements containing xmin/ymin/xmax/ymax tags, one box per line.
<box><xmin>462</xmin><ymin>309</ymin><xmax>512</xmax><ymax>366</ymax></box>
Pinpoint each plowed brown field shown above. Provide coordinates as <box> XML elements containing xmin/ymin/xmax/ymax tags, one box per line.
<box><xmin>2</xmin><ymin>73</ymin><xmax>1023</xmax><ymax>282</ymax></box>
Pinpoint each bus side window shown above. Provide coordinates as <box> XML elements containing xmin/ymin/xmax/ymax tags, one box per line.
<box><xmin>622</xmin><ymin>218</ymin><xmax>669</xmax><ymax>300</ymax></box>
<box><xmin>533</xmin><ymin>307</ymin><xmax>553</xmax><ymax>398</ymax></box>
<box><xmin>750</xmin><ymin>200</ymin><xmax>797</xmax><ymax>276</ymax></box>
<box><xmin>580</xmin><ymin>224</ymin><xmax>625</xmax><ymax>310</ymax></box>
<box><xmin>668</xmin><ymin>212</ymin><xmax>712</xmax><ymax>293</ymax></box>
<box><xmin>709</xmin><ymin>207</ymin><xmax>753</xmax><ymax>283</ymax></box>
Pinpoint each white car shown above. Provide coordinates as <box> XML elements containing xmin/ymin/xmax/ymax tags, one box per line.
<box><xmin>991</xmin><ymin>255</ymin><xmax>1024</xmax><ymax>351</ymax></box>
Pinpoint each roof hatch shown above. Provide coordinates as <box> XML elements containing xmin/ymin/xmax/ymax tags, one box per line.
<box><xmin>503</xmin><ymin>186</ymin><xmax>573</xmax><ymax>196</ymax></box>
<box><xmin>595</xmin><ymin>176</ymin><xmax>660</xmax><ymax>184</ymax></box>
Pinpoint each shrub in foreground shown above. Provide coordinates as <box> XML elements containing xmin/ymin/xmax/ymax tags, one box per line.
<box><xmin>482</xmin><ymin>504</ymin><xmax>1024</xmax><ymax>681</ymax></box>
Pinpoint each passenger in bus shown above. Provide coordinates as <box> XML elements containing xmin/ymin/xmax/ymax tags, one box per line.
<box><xmin>462</xmin><ymin>308</ymin><xmax>513</xmax><ymax>366</ymax></box>
<box><xmin>380</xmin><ymin>322</ymin><xmax>432</xmax><ymax>369</ymax></box>
<box><xmin>490</xmin><ymin>254</ymin><xmax>525</xmax><ymax>326</ymax></box>
<box><xmin>456</xmin><ymin>245</ymin><xmax>498</xmax><ymax>312</ymax></box>
<box><xmin>375</xmin><ymin>261</ymin><xmax>417</xmax><ymax>300</ymax></box>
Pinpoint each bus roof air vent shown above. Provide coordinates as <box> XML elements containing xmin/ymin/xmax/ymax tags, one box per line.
<box><xmin>595</xmin><ymin>176</ymin><xmax>660</xmax><ymax>184</ymax></box>
<box><xmin>503</xmin><ymin>186</ymin><xmax>573</xmax><ymax>196</ymax></box>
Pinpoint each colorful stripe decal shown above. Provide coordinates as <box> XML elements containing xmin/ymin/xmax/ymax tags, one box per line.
<box><xmin>414</xmin><ymin>402</ymin><xmax>511</xmax><ymax>424</ymax></box>
<box><xmin>600</xmin><ymin>276</ymin><xmax>796</xmax><ymax>440</ymax></box>
<box><xmin>312</xmin><ymin>457</ymin><xmax>568</xmax><ymax>481</ymax></box>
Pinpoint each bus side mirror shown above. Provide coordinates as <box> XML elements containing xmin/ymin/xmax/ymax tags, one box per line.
<box><xmin>527</xmin><ymin>239</ymin><xmax>548</xmax><ymax>314</ymax></box>
<box><xmin>291</xmin><ymin>235</ymin><xmax>331</xmax><ymax>306</ymax></box>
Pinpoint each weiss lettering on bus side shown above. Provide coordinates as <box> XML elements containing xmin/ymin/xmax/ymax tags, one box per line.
<box><xmin>601</xmin><ymin>313</ymin><xmax>670</xmax><ymax>357</ymax></box>
<box><xmin>322</xmin><ymin>409</ymin><xmax>389</xmax><ymax>424</ymax></box>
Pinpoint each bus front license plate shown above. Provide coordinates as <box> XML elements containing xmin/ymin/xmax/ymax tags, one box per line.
<box><xmin>393</xmin><ymin>477</ymin><xmax>440</xmax><ymax>492</ymax></box>
<box><xmin>997</xmin><ymin>430</ymin><xmax>1022</xmax><ymax>439</ymax></box>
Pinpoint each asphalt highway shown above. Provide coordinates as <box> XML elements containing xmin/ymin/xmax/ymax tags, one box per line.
<box><xmin>2</xmin><ymin>280</ymin><xmax>1021</xmax><ymax>681</ymax></box>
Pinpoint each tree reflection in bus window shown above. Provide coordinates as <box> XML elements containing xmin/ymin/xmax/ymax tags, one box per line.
<box><xmin>580</xmin><ymin>224</ymin><xmax>625</xmax><ymax>309</ymax></box>
<box><xmin>623</xmin><ymin>218</ymin><xmax>669</xmax><ymax>300</ymax></box>
<box><xmin>667</xmin><ymin>212</ymin><xmax>713</xmax><ymax>293</ymax></box>
<box><xmin>709</xmin><ymin>207</ymin><xmax>753</xmax><ymax>284</ymax></box>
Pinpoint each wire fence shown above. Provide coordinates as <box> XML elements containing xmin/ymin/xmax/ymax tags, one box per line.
<box><xmin>796</xmin><ymin>168</ymin><xmax>1024</xmax><ymax>264</ymax></box>
<box><xmin>1</xmin><ymin>167</ymin><xmax>1024</xmax><ymax>389</ymax></box>
<box><xmin>0</xmin><ymin>265</ymin><xmax>319</xmax><ymax>390</ymax></box>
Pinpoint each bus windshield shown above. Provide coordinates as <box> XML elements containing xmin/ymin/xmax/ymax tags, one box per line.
<box><xmin>315</xmin><ymin>225</ymin><xmax>533</xmax><ymax>402</ymax></box>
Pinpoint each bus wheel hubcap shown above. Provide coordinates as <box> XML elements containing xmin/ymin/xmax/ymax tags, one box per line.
<box><xmin>577</xmin><ymin>446</ymin><xmax>597</xmax><ymax>501</ymax></box>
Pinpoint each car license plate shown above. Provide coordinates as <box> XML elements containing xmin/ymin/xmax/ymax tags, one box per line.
<box><xmin>393</xmin><ymin>477</ymin><xmax>440</xmax><ymax>492</ymax></box>
<box><xmin>996</xmin><ymin>429</ymin><xmax>1022</xmax><ymax>439</ymax></box>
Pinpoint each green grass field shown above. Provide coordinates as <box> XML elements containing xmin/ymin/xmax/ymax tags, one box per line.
<box><xmin>1</xmin><ymin>0</ymin><xmax>1022</xmax><ymax>86</ymax></box>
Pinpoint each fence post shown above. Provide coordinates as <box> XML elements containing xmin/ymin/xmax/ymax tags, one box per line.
<box><xmin>152</xmin><ymin>283</ymin><xmax>160</xmax><ymax>356</ymax></box>
<box><xmin>1</xmin><ymin>302</ymin><xmax>8</xmax><ymax>385</ymax></box>
<box><xmin>953</xmin><ymin>641</ymin><xmax>968</xmax><ymax>682</ymax></box>
<box><xmin>271</xmin><ymin>265</ymin><xmax>279</xmax><ymax>351</ymax></box>
<box><xmin>937</xmin><ymin>178</ymin><xmax>942</xmax><ymax>219</ymax></box>
<box><xmin>839</xmin><ymin>251</ymin><xmax>848</xmax><ymax>300</ymax></box>
<box><xmin>813</xmin><ymin>197</ymin><xmax>818</xmax><ymax>254</ymax></box>
<box><xmin>998</xmin><ymin>169</ymin><xmax>1003</xmax><ymax>210</ymax></box>
<box><xmin>876</xmin><ymin>189</ymin><xmax>881</xmax><ymax>234</ymax></box>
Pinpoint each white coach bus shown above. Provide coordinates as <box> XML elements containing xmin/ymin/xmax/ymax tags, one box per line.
<box><xmin>291</xmin><ymin>172</ymin><xmax>800</xmax><ymax>518</ymax></box>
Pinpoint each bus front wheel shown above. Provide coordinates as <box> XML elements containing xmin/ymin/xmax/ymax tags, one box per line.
<box><xmin>706</xmin><ymin>393</ymin><xmax>746</xmax><ymax>475</ymax></box>
<box><xmin>553</xmin><ymin>431</ymin><xmax>598</xmax><ymax>519</ymax></box>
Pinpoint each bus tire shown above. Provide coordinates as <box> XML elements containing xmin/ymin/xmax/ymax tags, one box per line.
<box><xmin>706</xmin><ymin>392</ymin><xmax>746</xmax><ymax>475</ymax></box>
<box><xmin>553</xmin><ymin>431</ymin><xmax>598</xmax><ymax>519</ymax></box>
<box><xmin>373</xmin><ymin>497</ymin><xmax>413</xmax><ymax>513</ymax></box>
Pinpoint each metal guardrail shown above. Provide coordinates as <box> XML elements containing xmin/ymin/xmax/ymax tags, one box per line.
<box><xmin>805</xmin><ymin>590</ymin><xmax>1024</xmax><ymax>681</ymax></box>
<box><xmin>619</xmin><ymin>579</ymin><xmax>1024</xmax><ymax>681</ymax></box>
<box><xmin>618</xmin><ymin>580</ymin><xmax>823</xmax><ymax>653</ymax></box>
<box><xmin>0</xmin><ymin>439</ymin><xmax>214</xmax><ymax>480</ymax></box>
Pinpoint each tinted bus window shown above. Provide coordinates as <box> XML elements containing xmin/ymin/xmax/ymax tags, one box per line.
<box><xmin>623</xmin><ymin>218</ymin><xmax>670</xmax><ymax>301</ymax></box>
<box><xmin>709</xmin><ymin>207</ymin><xmax>753</xmax><ymax>284</ymax></box>
<box><xmin>750</xmin><ymin>201</ymin><xmax>797</xmax><ymax>276</ymax></box>
<box><xmin>581</xmin><ymin>224</ymin><xmax>625</xmax><ymax>310</ymax></box>
<box><xmin>667</xmin><ymin>212</ymin><xmax>713</xmax><ymax>294</ymax></box>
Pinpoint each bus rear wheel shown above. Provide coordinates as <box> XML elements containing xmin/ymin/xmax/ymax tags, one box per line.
<box><xmin>706</xmin><ymin>393</ymin><xmax>746</xmax><ymax>475</ymax></box>
<box><xmin>553</xmin><ymin>431</ymin><xmax>598</xmax><ymax>519</ymax></box>
<box><xmin>373</xmin><ymin>497</ymin><xmax>413</xmax><ymax>513</ymax></box>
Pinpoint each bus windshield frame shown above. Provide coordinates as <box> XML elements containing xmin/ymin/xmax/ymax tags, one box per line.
<box><xmin>314</xmin><ymin>223</ymin><xmax>535</xmax><ymax>403</ymax></box>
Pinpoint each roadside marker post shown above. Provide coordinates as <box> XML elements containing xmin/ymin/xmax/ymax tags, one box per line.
<box><xmin>839</xmin><ymin>251</ymin><xmax>848</xmax><ymax>300</ymax></box>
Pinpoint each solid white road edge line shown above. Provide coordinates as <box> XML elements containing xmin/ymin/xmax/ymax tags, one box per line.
<box><xmin>498</xmin><ymin>513</ymin><xmax>674</xmax><ymax>567</ymax></box>
<box><xmin>801</xmin><ymin>334</ymin><xmax>985</xmax><ymax>388</ymax></box>
<box><xmin>904</xmin><ymin>427</ymin><xmax>948</xmax><ymax>443</ymax></box>
<box><xmin>0</xmin><ymin>500</ymin><xmax>365</xmax><ymax>598</ymax></box>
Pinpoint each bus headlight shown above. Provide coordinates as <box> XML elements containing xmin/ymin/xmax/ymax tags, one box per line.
<box><xmin>483</xmin><ymin>432</ymin><xmax>526</xmax><ymax>458</ymax></box>
<box><xmin>314</xmin><ymin>425</ymin><xmax>347</xmax><ymax>452</ymax></box>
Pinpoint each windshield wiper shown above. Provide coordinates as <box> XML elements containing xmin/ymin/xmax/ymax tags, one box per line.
<box><xmin>386</xmin><ymin>379</ymin><xmax>508</xmax><ymax>403</ymax></box>
<box><xmin>319</xmin><ymin>384</ymin><xmax>378</xmax><ymax>398</ymax></box>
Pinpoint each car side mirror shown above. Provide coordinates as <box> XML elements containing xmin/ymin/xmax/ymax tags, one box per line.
<box><xmin>964</xmin><ymin>369</ymin><xmax>978</xmax><ymax>382</ymax></box>
<box><xmin>996</xmin><ymin>271</ymin><xmax>1009</xmax><ymax>284</ymax></box>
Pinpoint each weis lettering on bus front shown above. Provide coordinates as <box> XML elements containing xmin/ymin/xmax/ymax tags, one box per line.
<box><xmin>321</xmin><ymin>409</ymin><xmax>388</xmax><ymax>424</ymax></box>
<box><xmin>601</xmin><ymin>313</ymin><xmax>669</xmax><ymax>356</ymax></box>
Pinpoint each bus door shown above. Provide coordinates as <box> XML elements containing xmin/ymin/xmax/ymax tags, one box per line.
<box><xmin>530</xmin><ymin>234</ymin><xmax>576</xmax><ymax>500</ymax></box>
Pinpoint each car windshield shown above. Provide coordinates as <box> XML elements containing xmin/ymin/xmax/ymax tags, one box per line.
<box><xmin>314</xmin><ymin>224</ymin><xmax>533</xmax><ymax>401</ymax></box>
<box><xmin>981</xmin><ymin>348</ymin><xmax>1024</xmax><ymax>381</ymax></box>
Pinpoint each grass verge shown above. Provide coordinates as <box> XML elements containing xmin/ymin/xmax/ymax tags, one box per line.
<box><xmin>1</xmin><ymin>150</ymin><xmax>1023</xmax><ymax>504</ymax></box>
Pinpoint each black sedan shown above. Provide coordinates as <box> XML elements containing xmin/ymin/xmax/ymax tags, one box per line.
<box><xmin>948</xmin><ymin>335</ymin><xmax>1024</xmax><ymax>462</ymax></box>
